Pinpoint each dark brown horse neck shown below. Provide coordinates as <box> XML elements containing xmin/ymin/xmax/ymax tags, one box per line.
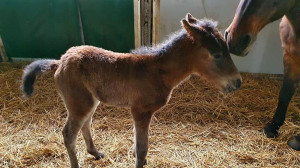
<box><xmin>285</xmin><ymin>0</ymin><xmax>300</xmax><ymax>37</ymax></box>
<box><xmin>133</xmin><ymin>30</ymin><xmax>196</xmax><ymax>88</ymax></box>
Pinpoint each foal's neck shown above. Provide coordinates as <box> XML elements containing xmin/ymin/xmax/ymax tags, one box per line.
<box><xmin>153</xmin><ymin>33</ymin><xmax>195</xmax><ymax>89</ymax></box>
<box><xmin>285</xmin><ymin>0</ymin><xmax>300</xmax><ymax>37</ymax></box>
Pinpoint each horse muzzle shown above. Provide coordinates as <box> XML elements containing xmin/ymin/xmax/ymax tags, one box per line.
<box><xmin>225</xmin><ymin>29</ymin><xmax>253</xmax><ymax>56</ymax></box>
<box><xmin>223</xmin><ymin>78</ymin><xmax>242</xmax><ymax>93</ymax></box>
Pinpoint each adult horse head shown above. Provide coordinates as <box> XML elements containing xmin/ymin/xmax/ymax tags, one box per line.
<box><xmin>225</xmin><ymin>0</ymin><xmax>295</xmax><ymax>56</ymax></box>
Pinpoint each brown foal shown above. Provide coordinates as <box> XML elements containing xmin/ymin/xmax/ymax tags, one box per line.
<box><xmin>22</xmin><ymin>14</ymin><xmax>241</xmax><ymax>168</ymax></box>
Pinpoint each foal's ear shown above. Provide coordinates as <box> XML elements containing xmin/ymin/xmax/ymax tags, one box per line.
<box><xmin>186</xmin><ymin>13</ymin><xmax>198</xmax><ymax>24</ymax></box>
<box><xmin>182</xmin><ymin>19</ymin><xmax>205</xmax><ymax>38</ymax></box>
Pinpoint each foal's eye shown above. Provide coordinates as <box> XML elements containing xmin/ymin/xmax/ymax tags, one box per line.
<box><xmin>214</xmin><ymin>53</ymin><xmax>222</xmax><ymax>59</ymax></box>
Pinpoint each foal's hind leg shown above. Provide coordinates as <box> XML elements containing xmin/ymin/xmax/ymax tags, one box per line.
<box><xmin>59</xmin><ymin>86</ymin><xmax>99</xmax><ymax>168</ymax></box>
<box><xmin>81</xmin><ymin>103</ymin><xmax>104</xmax><ymax>159</ymax></box>
<box><xmin>63</xmin><ymin>117</ymin><xmax>84</xmax><ymax>168</ymax></box>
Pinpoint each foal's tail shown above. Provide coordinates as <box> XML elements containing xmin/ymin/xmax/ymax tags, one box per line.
<box><xmin>21</xmin><ymin>59</ymin><xmax>59</xmax><ymax>97</ymax></box>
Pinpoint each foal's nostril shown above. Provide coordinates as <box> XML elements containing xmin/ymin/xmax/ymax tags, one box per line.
<box><xmin>236</xmin><ymin>79</ymin><xmax>242</xmax><ymax>89</ymax></box>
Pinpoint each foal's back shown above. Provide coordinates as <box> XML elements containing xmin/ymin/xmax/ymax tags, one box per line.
<box><xmin>55</xmin><ymin>45</ymin><xmax>167</xmax><ymax>107</ymax></box>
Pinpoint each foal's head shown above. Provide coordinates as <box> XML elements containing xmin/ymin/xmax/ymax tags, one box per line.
<box><xmin>225</xmin><ymin>0</ymin><xmax>295</xmax><ymax>56</ymax></box>
<box><xmin>182</xmin><ymin>14</ymin><xmax>241</xmax><ymax>93</ymax></box>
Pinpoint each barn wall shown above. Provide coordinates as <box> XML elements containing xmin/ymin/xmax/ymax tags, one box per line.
<box><xmin>0</xmin><ymin>0</ymin><xmax>134</xmax><ymax>59</ymax></box>
<box><xmin>160</xmin><ymin>0</ymin><xmax>284</xmax><ymax>74</ymax></box>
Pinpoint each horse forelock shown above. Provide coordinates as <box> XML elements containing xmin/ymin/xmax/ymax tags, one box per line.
<box><xmin>196</xmin><ymin>19</ymin><xmax>225</xmax><ymax>49</ymax></box>
<box><xmin>196</xmin><ymin>19</ymin><xmax>223</xmax><ymax>47</ymax></box>
<box><xmin>197</xmin><ymin>19</ymin><xmax>218</xmax><ymax>33</ymax></box>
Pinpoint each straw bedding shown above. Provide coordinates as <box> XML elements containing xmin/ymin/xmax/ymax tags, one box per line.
<box><xmin>0</xmin><ymin>62</ymin><xmax>299</xmax><ymax>168</ymax></box>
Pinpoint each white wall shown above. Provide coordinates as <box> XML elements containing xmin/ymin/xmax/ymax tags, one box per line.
<box><xmin>160</xmin><ymin>0</ymin><xmax>284</xmax><ymax>74</ymax></box>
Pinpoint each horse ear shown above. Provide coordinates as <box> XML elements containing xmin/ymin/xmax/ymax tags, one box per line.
<box><xmin>182</xmin><ymin>19</ymin><xmax>196</xmax><ymax>36</ymax></box>
<box><xmin>182</xmin><ymin>19</ymin><xmax>205</xmax><ymax>38</ymax></box>
<box><xmin>186</xmin><ymin>13</ymin><xmax>198</xmax><ymax>24</ymax></box>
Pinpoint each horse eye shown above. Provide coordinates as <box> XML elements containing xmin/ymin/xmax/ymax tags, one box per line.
<box><xmin>214</xmin><ymin>54</ymin><xmax>222</xmax><ymax>59</ymax></box>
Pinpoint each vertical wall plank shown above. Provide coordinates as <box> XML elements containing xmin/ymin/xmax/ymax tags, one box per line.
<box><xmin>134</xmin><ymin>0</ymin><xmax>160</xmax><ymax>48</ymax></box>
<box><xmin>134</xmin><ymin>0</ymin><xmax>141</xmax><ymax>48</ymax></box>
<box><xmin>140</xmin><ymin>0</ymin><xmax>152</xmax><ymax>46</ymax></box>
<box><xmin>152</xmin><ymin>0</ymin><xmax>160</xmax><ymax>45</ymax></box>
<box><xmin>0</xmin><ymin>35</ymin><xmax>8</xmax><ymax>62</ymax></box>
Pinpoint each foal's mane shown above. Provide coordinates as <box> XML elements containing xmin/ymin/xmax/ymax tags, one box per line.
<box><xmin>131</xmin><ymin>19</ymin><xmax>219</xmax><ymax>56</ymax></box>
<box><xmin>131</xmin><ymin>29</ymin><xmax>187</xmax><ymax>56</ymax></box>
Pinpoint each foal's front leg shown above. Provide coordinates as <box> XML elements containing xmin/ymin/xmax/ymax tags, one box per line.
<box><xmin>131</xmin><ymin>109</ymin><xmax>153</xmax><ymax>168</ymax></box>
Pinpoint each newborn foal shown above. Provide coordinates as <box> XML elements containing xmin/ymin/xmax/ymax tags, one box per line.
<box><xmin>22</xmin><ymin>14</ymin><xmax>241</xmax><ymax>168</ymax></box>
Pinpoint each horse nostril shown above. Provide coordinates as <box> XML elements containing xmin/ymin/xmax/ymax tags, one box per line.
<box><xmin>236</xmin><ymin>79</ymin><xmax>242</xmax><ymax>89</ymax></box>
<box><xmin>243</xmin><ymin>34</ymin><xmax>252</xmax><ymax>49</ymax></box>
<box><xmin>224</xmin><ymin>30</ymin><xmax>229</xmax><ymax>41</ymax></box>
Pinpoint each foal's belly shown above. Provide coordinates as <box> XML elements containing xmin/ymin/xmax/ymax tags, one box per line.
<box><xmin>91</xmin><ymin>80</ymin><xmax>145</xmax><ymax>107</ymax></box>
<box><xmin>95</xmin><ymin>87</ymin><xmax>132</xmax><ymax>107</ymax></box>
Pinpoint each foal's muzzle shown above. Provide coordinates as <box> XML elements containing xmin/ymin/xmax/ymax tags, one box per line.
<box><xmin>223</xmin><ymin>78</ymin><xmax>242</xmax><ymax>93</ymax></box>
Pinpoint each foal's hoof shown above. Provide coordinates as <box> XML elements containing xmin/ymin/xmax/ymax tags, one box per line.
<box><xmin>264</xmin><ymin>122</ymin><xmax>280</xmax><ymax>138</ymax></box>
<box><xmin>288</xmin><ymin>136</ymin><xmax>300</xmax><ymax>151</ymax></box>
<box><xmin>132</xmin><ymin>153</ymin><xmax>147</xmax><ymax>165</ymax></box>
<box><xmin>136</xmin><ymin>159</ymin><xmax>147</xmax><ymax>167</ymax></box>
<box><xmin>95</xmin><ymin>153</ymin><xmax>104</xmax><ymax>160</ymax></box>
<box><xmin>88</xmin><ymin>150</ymin><xmax>104</xmax><ymax>160</ymax></box>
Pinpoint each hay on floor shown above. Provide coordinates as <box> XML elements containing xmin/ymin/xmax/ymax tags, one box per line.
<box><xmin>0</xmin><ymin>62</ymin><xmax>299</xmax><ymax>168</ymax></box>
